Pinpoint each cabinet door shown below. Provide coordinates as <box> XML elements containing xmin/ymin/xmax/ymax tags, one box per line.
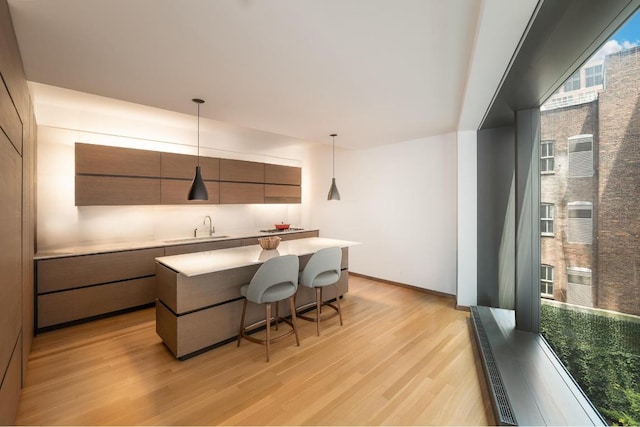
<box><xmin>76</xmin><ymin>143</ymin><xmax>160</xmax><ymax>177</ymax></box>
<box><xmin>75</xmin><ymin>175</ymin><xmax>161</xmax><ymax>206</ymax></box>
<box><xmin>264</xmin><ymin>184</ymin><xmax>301</xmax><ymax>204</ymax></box>
<box><xmin>220</xmin><ymin>182</ymin><xmax>264</xmax><ymax>204</ymax></box>
<box><xmin>161</xmin><ymin>153</ymin><xmax>220</xmax><ymax>180</ymax></box>
<box><xmin>220</xmin><ymin>159</ymin><xmax>264</xmax><ymax>183</ymax></box>
<box><xmin>160</xmin><ymin>179</ymin><xmax>220</xmax><ymax>205</ymax></box>
<box><xmin>265</xmin><ymin>164</ymin><xmax>301</xmax><ymax>185</ymax></box>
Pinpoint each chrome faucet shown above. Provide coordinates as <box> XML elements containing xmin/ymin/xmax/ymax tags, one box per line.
<box><xmin>203</xmin><ymin>215</ymin><xmax>215</xmax><ymax>236</ymax></box>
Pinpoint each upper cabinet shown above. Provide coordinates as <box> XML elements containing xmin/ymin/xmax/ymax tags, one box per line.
<box><xmin>74</xmin><ymin>143</ymin><xmax>301</xmax><ymax>206</ymax></box>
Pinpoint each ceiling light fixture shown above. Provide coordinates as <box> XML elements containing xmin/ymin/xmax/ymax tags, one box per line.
<box><xmin>188</xmin><ymin>98</ymin><xmax>208</xmax><ymax>201</ymax></box>
<box><xmin>327</xmin><ymin>133</ymin><xmax>341</xmax><ymax>200</ymax></box>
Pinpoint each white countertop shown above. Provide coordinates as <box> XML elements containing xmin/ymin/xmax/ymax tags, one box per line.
<box><xmin>34</xmin><ymin>229</ymin><xmax>318</xmax><ymax>260</ymax></box>
<box><xmin>155</xmin><ymin>237</ymin><xmax>360</xmax><ymax>277</ymax></box>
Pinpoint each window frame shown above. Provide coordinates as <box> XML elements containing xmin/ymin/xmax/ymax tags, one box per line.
<box><xmin>540</xmin><ymin>264</ymin><xmax>554</xmax><ymax>298</ymax></box>
<box><xmin>563</xmin><ymin>71</ymin><xmax>581</xmax><ymax>92</ymax></box>
<box><xmin>541</xmin><ymin>203</ymin><xmax>555</xmax><ymax>236</ymax></box>
<box><xmin>541</xmin><ymin>140</ymin><xmax>555</xmax><ymax>174</ymax></box>
<box><xmin>585</xmin><ymin>64</ymin><xmax>603</xmax><ymax>87</ymax></box>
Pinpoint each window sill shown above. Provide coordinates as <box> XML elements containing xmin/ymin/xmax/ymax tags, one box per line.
<box><xmin>541</xmin><ymin>171</ymin><xmax>555</xmax><ymax>175</ymax></box>
<box><xmin>541</xmin><ymin>233</ymin><xmax>555</xmax><ymax>237</ymax></box>
<box><xmin>471</xmin><ymin>306</ymin><xmax>605</xmax><ymax>426</ymax></box>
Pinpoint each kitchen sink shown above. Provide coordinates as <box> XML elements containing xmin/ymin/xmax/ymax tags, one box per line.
<box><xmin>163</xmin><ymin>236</ymin><xmax>230</xmax><ymax>244</ymax></box>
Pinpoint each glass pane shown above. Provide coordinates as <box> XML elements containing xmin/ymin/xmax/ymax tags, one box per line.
<box><xmin>540</xmin><ymin>11</ymin><xmax>640</xmax><ymax>425</ymax></box>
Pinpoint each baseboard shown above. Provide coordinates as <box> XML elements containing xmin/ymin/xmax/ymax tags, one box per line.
<box><xmin>348</xmin><ymin>272</ymin><xmax>456</xmax><ymax>300</ymax></box>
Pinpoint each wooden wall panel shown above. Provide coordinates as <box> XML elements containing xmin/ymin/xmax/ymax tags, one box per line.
<box><xmin>161</xmin><ymin>153</ymin><xmax>219</xmax><ymax>180</ymax></box>
<box><xmin>37</xmin><ymin>277</ymin><xmax>157</xmax><ymax>328</ymax></box>
<box><xmin>0</xmin><ymin>2</ymin><xmax>37</xmax><ymax>421</ymax></box>
<box><xmin>0</xmin><ymin>335</ymin><xmax>21</xmax><ymax>425</ymax></box>
<box><xmin>160</xmin><ymin>179</ymin><xmax>220</xmax><ymax>205</ymax></box>
<box><xmin>0</xmin><ymin>130</ymin><xmax>22</xmax><ymax>391</ymax></box>
<box><xmin>220</xmin><ymin>158</ymin><xmax>264</xmax><ymax>183</ymax></box>
<box><xmin>220</xmin><ymin>182</ymin><xmax>264</xmax><ymax>204</ymax></box>
<box><xmin>75</xmin><ymin>143</ymin><xmax>160</xmax><ymax>177</ymax></box>
<box><xmin>0</xmin><ymin>80</ymin><xmax>21</xmax><ymax>154</ymax></box>
<box><xmin>265</xmin><ymin>164</ymin><xmax>301</xmax><ymax>185</ymax></box>
<box><xmin>75</xmin><ymin>175</ymin><xmax>160</xmax><ymax>206</ymax></box>
<box><xmin>37</xmin><ymin>248</ymin><xmax>164</xmax><ymax>294</ymax></box>
<box><xmin>264</xmin><ymin>184</ymin><xmax>301</xmax><ymax>204</ymax></box>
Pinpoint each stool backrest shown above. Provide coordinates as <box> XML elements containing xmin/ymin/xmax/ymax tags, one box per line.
<box><xmin>300</xmin><ymin>247</ymin><xmax>342</xmax><ymax>288</ymax></box>
<box><xmin>246</xmin><ymin>254</ymin><xmax>299</xmax><ymax>303</ymax></box>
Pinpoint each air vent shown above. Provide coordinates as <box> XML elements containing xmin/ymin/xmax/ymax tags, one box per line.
<box><xmin>470</xmin><ymin>306</ymin><xmax>517</xmax><ymax>426</ymax></box>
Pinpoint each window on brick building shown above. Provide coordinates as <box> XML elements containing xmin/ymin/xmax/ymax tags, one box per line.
<box><xmin>563</xmin><ymin>71</ymin><xmax>581</xmax><ymax>92</ymax></box>
<box><xmin>566</xmin><ymin>267</ymin><xmax>593</xmax><ymax>307</ymax></box>
<box><xmin>541</xmin><ymin>140</ymin><xmax>555</xmax><ymax>173</ymax></box>
<box><xmin>585</xmin><ymin>64</ymin><xmax>603</xmax><ymax>87</ymax></box>
<box><xmin>541</xmin><ymin>203</ymin><xmax>554</xmax><ymax>236</ymax></box>
<box><xmin>541</xmin><ymin>264</ymin><xmax>554</xmax><ymax>298</ymax></box>
<box><xmin>568</xmin><ymin>134</ymin><xmax>594</xmax><ymax>177</ymax></box>
<box><xmin>567</xmin><ymin>202</ymin><xmax>592</xmax><ymax>244</ymax></box>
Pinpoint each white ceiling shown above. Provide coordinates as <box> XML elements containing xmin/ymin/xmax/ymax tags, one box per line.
<box><xmin>8</xmin><ymin>0</ymin><xmax>536</xmax><ymax>150</ymax></box>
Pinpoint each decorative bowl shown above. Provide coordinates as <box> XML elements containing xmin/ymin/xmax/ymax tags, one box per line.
<box><xmin>258</xmin><ymin>236</ymin><xmax>281</xmax><ymax>250</ymax></box>
<box><xmin>275</xmin><ymin>223</ymin><xmax>290</xmax><ymax>230</ymax></box>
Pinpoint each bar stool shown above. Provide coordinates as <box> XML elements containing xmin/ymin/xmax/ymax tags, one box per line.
<box><xmin>237</xmin><ymin>254</ymin><xmax>300</xmax><ymax>362</ymax></box>
<box><xmin>297</xmin><ymin>246</ymin><xmax>343</xmax><ymax>336</ymax></box>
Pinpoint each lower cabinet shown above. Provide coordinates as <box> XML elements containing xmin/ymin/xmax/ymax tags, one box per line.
<box><xmin>34</xmin><ymin>231</ymin><xmax>320</xmax><ymax>331</ymax></box>
<box><xmin>35</xmin><ymin>247</ymin><xmax>164</xmax><ymax>331</ymax></box>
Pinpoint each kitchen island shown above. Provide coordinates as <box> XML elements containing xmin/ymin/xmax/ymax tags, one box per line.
<box><xmin>155</xmin><ymin>237</ymin><xmax>358</xmax><ymax>359</ymax></box>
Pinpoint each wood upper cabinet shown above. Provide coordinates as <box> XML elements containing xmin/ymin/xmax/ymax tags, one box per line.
<box><xmin>265</xmin><ymin>164</ymin><xmax>301</xmax><ymax>185</ymax></box>
<box><xmin>160</xmin><ymin>179</ymin><xmax>220</xmax><ymax>205</ymax></box>
<box><xmin>76</xmin><ymin>143</ymin><xmax>160</xmax><ymax>177</ymax></box>
<box><xmin>220</xmin><ymin>182</ymin><xmax>264</xmax><ymax>204</ymax></box>
<box><xmin>74</xmin><ymin>143</ymin><xmax>301</xmax><ymax>205</ymax></box>
<box><xmin>161</xmin><ymin>153</ymin><xmax>220</xmax><ymax>181</ymax></box>
<box><xmin>220</xmin><ymin>159</ymin><xmax>264</xmax><ymax>183</ymax></box>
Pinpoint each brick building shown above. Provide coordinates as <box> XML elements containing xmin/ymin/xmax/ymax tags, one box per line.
<box><xmin>540</xmin><ymin>46</ymin><xmax>640</xmax><ymax>316</ymax></box>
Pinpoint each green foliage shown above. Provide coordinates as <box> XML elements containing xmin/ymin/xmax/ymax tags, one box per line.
<box><xmin>541</xmin><ymin>305</ymin><xmax>640</xmax><ymax>426</ymax></box>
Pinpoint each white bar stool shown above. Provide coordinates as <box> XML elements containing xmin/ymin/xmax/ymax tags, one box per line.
<box><xmin>237</xmin><ymin>254</ymin><xmax>300</xmax><ymax>362</ymax></box>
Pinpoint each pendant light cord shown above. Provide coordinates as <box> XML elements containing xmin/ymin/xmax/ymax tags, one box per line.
<box><xmin>332</xmin><ymin>134</ymin><xmax>336</xmax><ymax>178</ymax></box>
<box><xmin>197</xmin><ymin>102</ymin><xmax>200</xmax><ymax>167</ymax></box>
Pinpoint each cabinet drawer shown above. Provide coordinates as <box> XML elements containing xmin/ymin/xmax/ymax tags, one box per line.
<box><xmin>37</xmin><ymin>276</ymin><xmax>156</xmax><ymax>328</ymax></box>
<box><xmin>37</xmin><ymin>247</ymin><xmax>164</xmax><ymax>293</ymax></box>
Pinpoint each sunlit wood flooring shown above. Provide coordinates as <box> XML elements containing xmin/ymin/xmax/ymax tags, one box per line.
<box><xmin>16</xmin><ymin>275</ymin><xmax>495</xmax><ymax>425</ymax></box>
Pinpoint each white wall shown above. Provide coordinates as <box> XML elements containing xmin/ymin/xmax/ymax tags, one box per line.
<box><xmin>33</xmin><ymin>84</ymin><xmax>314</xmax><ymax>251</ymax></box>
<box><xmin>310</xmin><ymin>133</ymin><xmax>458</xmax><ymax>295</ymax></box>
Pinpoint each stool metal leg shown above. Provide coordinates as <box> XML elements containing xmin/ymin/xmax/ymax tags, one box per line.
<box><xmin>265</xmin><ymin>303</ymin><xmax>271</xmax><ymax>362</ymax></box>
<box><xmin>335</xmin><ymin>284</ymin><xmax>343</xmax><ymax>326</ymax></box>
<box><xmin>315</xmin><ymin>287</ymin><xmax>322</xmax><ymax>336</ymax></box>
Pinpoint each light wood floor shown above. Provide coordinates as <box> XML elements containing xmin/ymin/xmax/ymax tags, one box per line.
<box><xmin>16</xmin><ymin>275</ymin><xmax>495</xmax><ymax>425</ymax></box>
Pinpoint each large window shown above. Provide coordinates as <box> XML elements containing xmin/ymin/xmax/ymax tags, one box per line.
<box><xmin>540</xmin><ymin>20</ymin><xmax>640</xmax><ymax>425</ymax></box>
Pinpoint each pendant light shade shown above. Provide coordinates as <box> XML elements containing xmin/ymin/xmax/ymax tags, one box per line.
<box><xmin>327</xmin><ymin>133</ymin><xmax>341</xmax><ymax>200</ymax></box>
<box><xmin>188</xmin><ymin>98</ymin><xmax>208</xmax><ymax>201</ymax></box>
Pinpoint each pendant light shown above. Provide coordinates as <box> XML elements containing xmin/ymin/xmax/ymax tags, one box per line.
<box><xmin>327</xmin><ymin>133</ymin><xmax>341</xmax><ymax>200</ymax></box>
<box><xmin>188</xmin><ymin>98</ymin><xmax>208</xmax><ymax>200</ymax></box>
